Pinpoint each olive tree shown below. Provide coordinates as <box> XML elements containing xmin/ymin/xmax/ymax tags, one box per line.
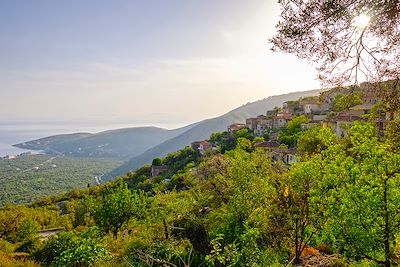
<box><xmin>94</xmin><ymin>183</ymin><xmax>147</xmax><ymax>236</ymax></box>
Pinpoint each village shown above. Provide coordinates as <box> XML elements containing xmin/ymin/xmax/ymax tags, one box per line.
<box><xmin>182</xmin><ymin>83</ymin><xmax>388</xmax><ymax>171</ymax></box>
<box><xmin>105</xmin><ymin>82</ymin><xmax>394</xmax><ymax>181</ymax></box>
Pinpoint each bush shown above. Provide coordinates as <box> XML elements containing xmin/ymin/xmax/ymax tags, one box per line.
<box><xmin>16</xmin><ymin>218</ymin><xmax>39</xmax><ymax>242</ymax></box>
<box><xmin>94</xmin><ymin>183</ymin><xmax>147</xmax><ymax>236</ymax></box>
<box><xmin>54</xmin><ymin>239</ymin><xmax>110</xmax><ymax>267</ymax></box>
<box><xmin>33</xmin><ymin>232</ymin><xmax>78</xmax><ymax>265</ymax></box>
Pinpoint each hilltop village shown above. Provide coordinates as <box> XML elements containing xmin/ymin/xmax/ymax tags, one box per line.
<box><xmin>185</xmin><ymin>82</ymin><xmax>387</xmax><ymax>168</ymax></box>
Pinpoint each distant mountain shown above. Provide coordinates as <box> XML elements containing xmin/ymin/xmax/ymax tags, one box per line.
<box><xmin>14</xmin><ymin>125</ymin><xmax>196</xmax><ymax>160</ymax></box>
<box><xmin>105</xmin><ymin>89</ymin><xmax>325</xmax><ymax>179</ymax></box>
<box><xmin>14</xmin><ymin>133</ymin><xmax>94</xmax><ymax>152</ymax></box>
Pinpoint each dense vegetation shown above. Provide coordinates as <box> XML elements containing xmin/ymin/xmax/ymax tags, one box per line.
<box><xmin>3</xmin><ymin>120</ymin><xmax>400</xmax><ymax>266</ymax></box>
<box><xmin>0</xmin><ymin>155</ymin><xmax>119</xmax><ymax>206</ymax></box>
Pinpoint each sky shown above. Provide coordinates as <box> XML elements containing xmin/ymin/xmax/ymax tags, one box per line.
<box><xmin>0</xmin><ymin>0</ymin><xmax>320</xmax><ymax>128</ymax></box>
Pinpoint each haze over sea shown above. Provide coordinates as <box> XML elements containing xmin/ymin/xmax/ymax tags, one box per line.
<box><xmin>0</xmin><ymin>120</ymin><xmax>190</xmax><ymax>157</ymax></box>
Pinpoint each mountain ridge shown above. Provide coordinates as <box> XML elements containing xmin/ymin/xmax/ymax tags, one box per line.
<box><xmin>15</xmin><ymin>124</ymin><xmax>196</xmax><ymax>160</ymax></box>
<box><xmin>105</xmin><ymin>88</ymin><xmax>326</xmax><ymax>179</ymax></box>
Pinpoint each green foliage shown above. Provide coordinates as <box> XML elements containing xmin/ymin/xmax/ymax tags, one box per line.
<box><xmin>169</xmin><ymin>170</ymin><xmax>196</xmax><ymax>191</ymax></box>
<box><xmin>284</xmin><ymin>100</ymin><xmax>301</xmax><ymax>114</ymax></box>
<box><xmin>5</xmin><ymin>113</ymin><xmax>400</xmax><ymax>267</ymax></box>
<box><xmin>253</xmin><ymin>136</ymin><xmax>264</xmax><ymax>145</ymax></box>
<box><xmin>384</xmin><ymin>119</ymin><xmax>400</xmax><ymax>152</ymax></box>
<box><xmin>205</xmin><ymin>234</ymin><xmax>239</xmax><ymax>266</ymax></box>
<box><xmin>225</xmin><ymin>149</ymin><xmax>273</xmax><ymax>224</ymax></box>
<box><xmin>278</xmin><ymin>115</ymin><xmax>310</xmax><ymax>148</ymax></box>
<box><xmin>34</xmin><ymin>232</ymin><xmax>79</xmax><ymax>265</ymax></box>
<box><xmin>236</xmin><ymin>137</ymin><xmax>253</xmax><ymax>152</ymax></box>
<box><xmin>126</xmin><ymin>165</ymin><xmax>151</xmax><ymax>189</ymax></box>
<box><xmin>16</xmin><ymin>218</ymin><xmax>39</xmax><ymax>242</ymax></box>
<box><xmin>72</xmin><ymin>197</ymin><xmax>96</xmax><ymax>228</ymax></box>
<box><xmin>206</xmin><ymin>225</ymin><xmax>263</xmax><ymax>267</ymax></box>
<box><xmin>263</xmin><ymin>131</ymin><xmax>270</xmax><ymax>141</ymax></box>
<box><xmin>151</xmin><ymin>158</ymin><xmax>162</xmax><ymax>166</ymax></box>
<box><xmin>333</xmin><ymin>93</ymin><xmax>362</xmax><ymax>112</ymax></box>
<box><xmin>163</xmin><ymin>146</ymin><xmax>199</xmax><ymax>175</ymax></box>
<box><xmin>310</xmin><ymin>122</ymin><xmax>400</xmax><ymax>265</ymax></box>
<box><xmin>211</xmin><ymin>129</ymin><xmax>255</xmax><ymax>154</ymax></box>
<box><xmin>236</xmin><ymin>225</ymin><xmax>262</xmax><ymax>266</ymax></box>
<box><xmin>211</xmin><ymin>131</ymin><xmax>236</xmax><ymax>153</ymax></box>
<box><xmin>297</xmin><ymin>126</ymin><xmax>337</xmax><ymax>156</ymax></box>
<box><xmin>282</xmin><ymin>160</ymin><xmax>321</xmax><ymax>263</ymax></box>
<box><xmin>54</xmin><ymin>238</ymin><xmax>110</xmax><ymax>267</ymax></box>
<box><xmin>94</xmin><ymin>183</ymin><xmax>147</xmax><ymax>235</ymax></box>
<box><xmin>0</xmin><ymin>155</ymin><xmax>119</xmax><ymax>206</ymax></box>
<box><xmin>0</xmin><ymin>205</ymin><xmax>61</xmax><ymax>242</ymax></box>
<box><xmin>233</xmin><ymin>129</ymin><xmax>253</xmax><ymax>141</ymax></box>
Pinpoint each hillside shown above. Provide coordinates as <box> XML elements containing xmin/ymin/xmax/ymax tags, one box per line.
<box><xmin>14</xmin><ymin>132</ymin><xmax>94</xmax><ymax>152</ymax></box>
<box><xmin>14</xmin><ymin>125</ymin><xmax>195</xmax><ymax>160</ymax></box>
<box><xmin>106</xmin><ymin>88</ymin><xmax>325</xmax><ymax>178</ymax></box>
<box><xmin>2</xmin><ymin>84</ymin><xmax>397</xmax><ymax>267</ymax></box>
<box><xmin>1</xmin><ymin>118</ymin><xmax>392</xmax><ymax>267</ymax></box>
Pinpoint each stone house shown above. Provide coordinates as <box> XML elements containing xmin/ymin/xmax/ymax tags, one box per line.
<box><xmin>255</xmin><ymin>141</ymin><xmax>297</xmax><ymax>165</ymax></box>
<box><xmin>198</xmin><ymin>141</ymin><xmax>212</xmax><ymax>155</ymax></box>
<box><xmin>300</xmin><ymin>99</ymin><xmax>320</xmax><ymax>114</ymax></box>
<box><xmin>254</xmin><ymin>116</ymin><xmax>273</xmax><ymax>136</ymax></box>
<box><xmin>151</xmin><ymin>165</ymin><xmax>169</xmax><ymax>178</ymax></box>
<box><xmin>273</xmin><ymin>113</ymin><xmax>292</xmax><ymax>129</ymax></box>
<box><xmin>328</xmin><ymin>112</ymin><xmax>366</xmax><ymax>137</ymax></box>
<box><xmin>245</xmin><ymin>118</ymin><xmax>258</xmax><ymax>131</ymax></box>
<box><xmin>227</xmin><ymin>123</ymin><xmax>247</xmax><ymax>133</ymax></box>
<box><xmin>348</xmin><ymin>104</ymin><xmax>374</xmax><ymax>116</ymax></box>
<box><xmin>362</xmin><ymin>90</ymin><xmax>381</xmax><ymax>105</ymax></box>
<box><xmin>191</xmin><ymin>141</ymin><xmax>202</xmax><ymax>151</ymax></box>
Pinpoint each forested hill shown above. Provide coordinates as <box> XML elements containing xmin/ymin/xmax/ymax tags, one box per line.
<box><xmin>106</xmin><ymin>88</ymin><xmax>324</xmax><ymax>178</ymax></box>
<box><xmin>15</xmin><ymin>125</ymin><xmax>195</xmax><ymax>160</ymax></box>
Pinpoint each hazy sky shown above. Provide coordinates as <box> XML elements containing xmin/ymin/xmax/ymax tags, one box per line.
<box><xmin>0</xmin><ymin>0</ymin><xmax>320</xmax><ymax>128</ymax></box>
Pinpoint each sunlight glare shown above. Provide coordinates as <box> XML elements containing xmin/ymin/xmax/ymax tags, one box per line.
<box><xmin>353</xmin><ymin>14</ymin><xmax>370</xmax><ymax>28</ymax></box>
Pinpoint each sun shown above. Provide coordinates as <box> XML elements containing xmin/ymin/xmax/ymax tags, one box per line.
<box><xmin>353</xmin><ymin>14</ymin><xmax>370</xmax><ymax>28</ymax></box>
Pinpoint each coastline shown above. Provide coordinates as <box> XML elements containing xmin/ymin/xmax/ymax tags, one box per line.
<box><xmin>0</xmin><ymin>144</ymin><xmax>44</xmax><ymax>158</ymax></box>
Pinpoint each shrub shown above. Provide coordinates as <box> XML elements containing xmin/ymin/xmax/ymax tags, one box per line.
<box><xmin>33</xmin><ymin>232</ymin><xmax>78</xmax><ymax>265</ymax></box>
<box><xmin>53</xmin><ymin>239</ymin><xmax>110</xmax><ymax>267</ymax></box>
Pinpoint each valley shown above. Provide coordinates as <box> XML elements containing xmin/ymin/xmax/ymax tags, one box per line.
<box><xmin>0</xmin><ymin>154</ymin><xmax>119</xmax><ymax>206</ymax></box>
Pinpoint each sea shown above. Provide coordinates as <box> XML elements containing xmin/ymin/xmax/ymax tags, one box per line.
<box><xmin>0</xmin><ymin>120</ymin><xmax>187</xmax><ymax>158</ymax></box>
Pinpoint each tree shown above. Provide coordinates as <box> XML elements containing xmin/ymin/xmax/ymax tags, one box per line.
<box><xmin>236</xmin><ymin>137</ymin><xmax>253</xmax><ymax>153</ymax></box>
<box><xmin>152</xmin><ymin>158</ymin><xmax>162</xmax><ymax>166</ymax></box>
<box><xmin>311</xmin><ymin>122</ymin><xmax>400</xmax><ymax>266</ymax></box>
<box><xmin>225</xmin><ymin>148</ymin><xmax>273</xmax><ymax>225</ymax></box>
<box><xmin>16</xmin><ymin>218</ymin><xmax>38</xmax><ymax>242</ymax></box>
<box><xmin>297</xmin><ymin>126</ymin><xmax>337</xmax><ymax>156</ymax></box>
<box><xmin>34</xmin><ymin>232</ymin><xmax>78</xmax><ymax>265</ymax></box>
<box><xmin>282</xmin><ymin>160</ymin><xmax>322</xmax><ymax>264</ymax></box>
<box><xmin>163</xmin><ymin>146</ymin><xmax>200</xmax><ymax>173</ymax></box>
<box><xmin>278</xmin><ymin>115</ymin><xmax>310</xmax><ymax>148</ymax></box>
<box><xmin>271</xmin><ymin>1</ymin><xmax>400</xmax><ymax>86</ymax></box>
<box><xmin>385</xmin><ymin>118</ymin><xmax>400</xmax><ymax>152</ymax></box>
<box><xmin>94</xmin><ymin>183</ymin><xmax>146</xmax><ymax>236</ymax></box>
<box><xmin>233</xmin><ymin>129</ymin><xmax>253</xmax><ymax>142</ymax></box>
<box><xmin>333</xmin><ymin>93</ymin><xmax>362</xmax><ymax>111</ymax></box>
